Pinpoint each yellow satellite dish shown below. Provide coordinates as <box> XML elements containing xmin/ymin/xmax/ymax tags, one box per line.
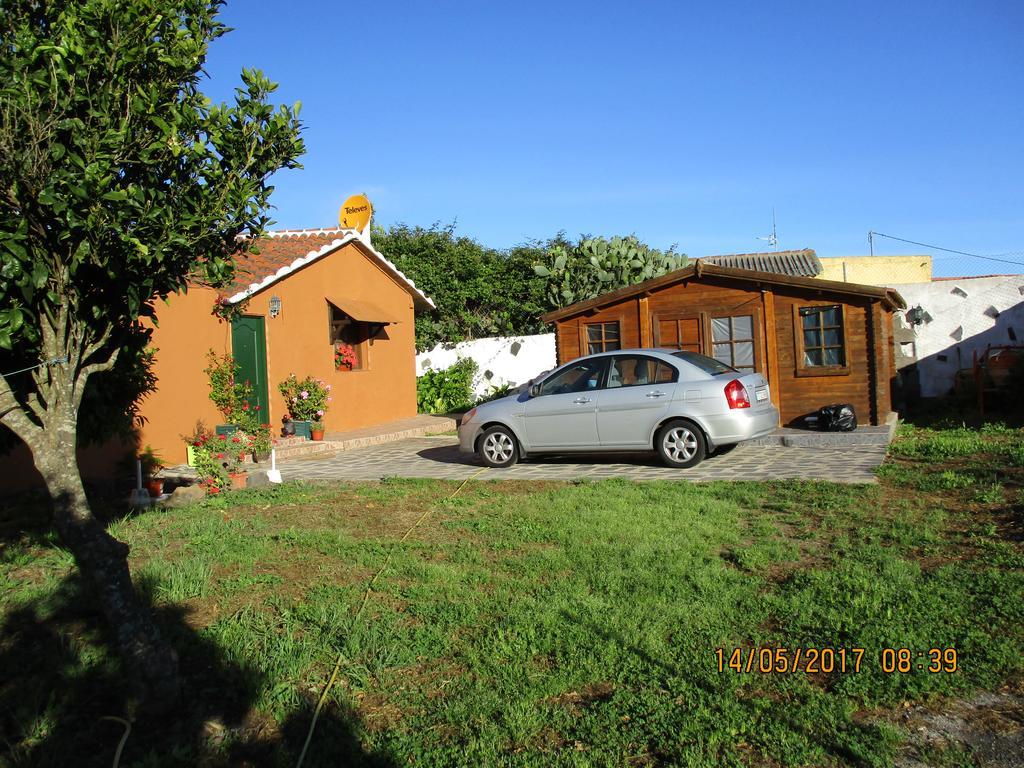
<box><xmin>339</xmin><ymin>194</ymin><xmax>373</xmax><ymax>232</ymax></box>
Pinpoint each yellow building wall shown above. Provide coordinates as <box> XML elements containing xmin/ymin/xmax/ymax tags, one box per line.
<box><xmin>817</xmin><ymin>255</ymin><xmax>932</xmax><ymax>285</ymax></box>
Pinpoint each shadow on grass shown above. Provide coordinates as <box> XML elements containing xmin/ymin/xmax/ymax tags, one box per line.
<box><xmin>1</xmin><ymin>572</ymin><xmax>396</xmax><ymax>767</ymax></box>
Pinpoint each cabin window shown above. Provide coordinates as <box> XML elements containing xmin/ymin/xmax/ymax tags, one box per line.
<box><xmin>328</xmin><ymin>305</ymin><xmax>367</xmax><ymax>370</ymax></box>
<box><xmin>711</xmin><ymin>315</ymin><xmax>755</xmax><ymax>372</ymax></box>
<box><xmin>585</xmin><ymin>321</ymin><xmax>621</xmax><ymax>354</ymax></box>
<box><xmin>800</xmin><ymin>305</ymin><xmax>846</xmax><ymax>367</ymax></box>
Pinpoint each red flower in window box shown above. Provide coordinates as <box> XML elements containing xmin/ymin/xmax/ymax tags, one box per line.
<box><xmin>334</xmin><ymin>343</ymin><xmax>358</xmax><ymax>370</ymax></box>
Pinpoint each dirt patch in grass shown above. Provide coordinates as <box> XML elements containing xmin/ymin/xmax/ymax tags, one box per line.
<box><xmin>550</xmin><ymin>681</ymin><xmax>616</xmax><ymax>713</ymax></box>
<box><xmin>353</xmin><ymin>691</ymin><xmax>406</xmax><ymax>733</ymax></box>
<box><xmin>866</xmin><ymin>682</ymin><xmax>1024</xmax><ymax>767</ymax></box>
<box><xmin>351</xmin><ymin>661</ymin><xmax>467</xmax><ymax>733</ymax></box>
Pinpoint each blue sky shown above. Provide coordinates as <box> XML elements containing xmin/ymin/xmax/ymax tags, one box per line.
<box><xmin>203</xmin><ymin>1</ymin><xmax>1023</xmax><ymax>274</ymax></box>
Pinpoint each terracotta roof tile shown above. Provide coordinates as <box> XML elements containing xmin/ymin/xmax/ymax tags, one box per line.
<box><xmin>215</xmin><ymin>228</ymin><xmax>434</xmax><ymax>311</ymax></box>
<box><xmin>227</xmin><ymin>230</ymin><xmax>352</xmax><ymax>293</ymax></box>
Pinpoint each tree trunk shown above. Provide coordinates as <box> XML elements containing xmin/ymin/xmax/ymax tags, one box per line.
<box><xmin>36</xmin><ymin>438</ymin><xmax>181</xmax><ymax>712</ymax></box>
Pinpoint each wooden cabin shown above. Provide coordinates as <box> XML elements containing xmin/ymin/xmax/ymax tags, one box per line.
<box><xmin>539</xmin><ymin>254</ymin><xmax>906</xmax><ymax>427</ymax></box>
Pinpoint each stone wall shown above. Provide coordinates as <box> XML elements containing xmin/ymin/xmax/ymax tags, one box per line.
<box><xmin>891</xmin><ymin>275</ymin><xmax>1024</xmax><ymax>398</ymax></box>
<box><xmin>416</xmin><ymin>334</ymin><xmax>557</xmax><ymax>400</ymax></box>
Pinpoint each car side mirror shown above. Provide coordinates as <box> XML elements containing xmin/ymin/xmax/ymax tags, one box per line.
<box><xmin>529</xmin><ymin>384</ymin><xmax>542</xmax><ymax>398</ymax></box>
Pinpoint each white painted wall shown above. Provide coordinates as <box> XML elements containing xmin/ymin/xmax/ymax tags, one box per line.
<box><xmin>892</xmin><ymin>275</ymin><xmax>1024</xmax><ymax>397</ymax></box>
<box><xmin>416</xmin><ymin>334</ymin><xmax>557</xmax><ymax>400</ymax></box>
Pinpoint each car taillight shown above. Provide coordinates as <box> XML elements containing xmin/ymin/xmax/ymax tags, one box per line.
<box><xmin>724</xmin><ymin>379</ymin><xmax>750</xmax><ymax>409</ymax></box>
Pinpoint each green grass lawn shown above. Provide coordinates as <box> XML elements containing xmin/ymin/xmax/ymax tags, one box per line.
<box><xmin>2</xmin><ymin>424</ymin><xmax>1022</xmax><ymax>767</ymax></box>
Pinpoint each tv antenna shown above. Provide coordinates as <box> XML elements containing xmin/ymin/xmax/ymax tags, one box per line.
<box><xmin>757</xmin><ymin>209</ymin><xmax>778</xmax><ymax>251</ymax></box>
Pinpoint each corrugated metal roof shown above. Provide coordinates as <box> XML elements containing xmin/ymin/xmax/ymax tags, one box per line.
<box><xmin>699</xmin><ymin>249</ymin><xmax>821</xmax><ymax>277</ymax></box>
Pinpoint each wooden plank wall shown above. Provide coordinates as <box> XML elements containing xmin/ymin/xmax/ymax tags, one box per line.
<box><xmin>772</xmin><ymin>292</ymin><xmax>875</xmax><ymax>425</ymax></box>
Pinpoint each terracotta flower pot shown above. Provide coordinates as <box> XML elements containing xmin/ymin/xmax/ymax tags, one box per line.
<box><xmin>145</xmin><ymin>478</ymin><xmax>164</xmax><ymax>498</ymax></box>
<box><xmin>228</xmin><ymin>472</ymin><xmax>247</xmax><ymax>490</ymax></box>
<box><xmin>311</xmin><ymin>429</ymin><xmax>325</xmax><ymax>441</ymax></box>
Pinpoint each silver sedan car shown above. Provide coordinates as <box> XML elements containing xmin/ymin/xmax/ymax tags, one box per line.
<box><xmin>459</xmin><ymin>349</ymin><xmax>779</xmax><ymax>468</ymax></box>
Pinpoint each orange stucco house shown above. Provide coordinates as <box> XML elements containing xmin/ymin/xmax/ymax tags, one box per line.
<box><xmin>1</xmin><ymin>227</ymin><xmax>434</xmax><ymax>493</ymax></box>
<box><xmin>140</xmin><ymin>227</ymin><xmax>434</xmax><ymax>463</ymax></box>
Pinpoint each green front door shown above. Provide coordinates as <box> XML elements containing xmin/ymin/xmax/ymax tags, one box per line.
<box><xmin>231</xmin><ymin>316</ymin><xmax>270</xmax><ymax>422</ymax></box>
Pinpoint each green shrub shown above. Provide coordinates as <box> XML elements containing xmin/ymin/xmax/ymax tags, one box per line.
<box><xmin>417</xmin><ymin>358</ymin><xmax>477</xmax><ymax>414</ymax></box>
<box><xmin>476</xmin><ymin>382</ymin><xmax>515</xmax><ymax>405</ymax></box>
<box><xmin>533</xmin><ymin>235</ymin><xmax>687</xmax><ymax>310</ymax></box>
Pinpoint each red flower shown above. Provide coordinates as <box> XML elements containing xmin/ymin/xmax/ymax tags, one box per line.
<box><xmin>242</xmin><ymin>403</ymin><xmax>250</xmax><ymax>411</ymax></box>
<box><xmin>231</xmin><ymin>436</ymin><xmax>241</xmax><ymax>443</ymax></box>
<box><xmin>208</xmin><ymin>486</ymin><xmax>220</xmax><ymax>495</ymax></box>
<box><xmin>217</xmin><ymin>452</ymin><xmax>225</xmax><ymax>459</ymax></box>
<box><xmin>254</xmin><ymin>405</ymin><xmax>261</xmax><ymax>411</ymax></box>
<box><xmin>219</xmin><ymin>434</ymin><xmax>227</xmax><ymax>441</ymax></box>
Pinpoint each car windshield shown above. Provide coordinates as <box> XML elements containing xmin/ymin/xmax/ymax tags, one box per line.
<box><xmin>671</xmin><ymin>351</ymin><xmax>737</xmax><ymax>376</ymax></box>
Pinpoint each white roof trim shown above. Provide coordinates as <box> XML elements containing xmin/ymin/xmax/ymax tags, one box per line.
<box><xmin>226</xmin><ymin>231</ymin><xmax>435</xmax><ymax>309</ymax></box>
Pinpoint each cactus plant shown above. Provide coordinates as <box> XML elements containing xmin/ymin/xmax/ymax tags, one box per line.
<box><xmin>533</xmin><ymin>235</ymin><xmax>687</xmax><ymax>310</ymax></box>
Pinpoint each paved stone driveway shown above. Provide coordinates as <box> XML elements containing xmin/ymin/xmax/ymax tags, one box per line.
<box><xmin>277</xmin><ymin>436</ymin><xmax>886</xmax><ymax>484</ymax></box>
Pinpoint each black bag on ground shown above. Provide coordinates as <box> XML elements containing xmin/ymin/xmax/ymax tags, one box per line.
<box><xmin>817</xmin><ymin>403</ymin><xmax>857</xmax><ymax>432</ymax></box>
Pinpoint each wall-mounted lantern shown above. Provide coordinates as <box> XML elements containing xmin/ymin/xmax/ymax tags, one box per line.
<box><xmin>905</xmin><ymin>305</ymin><xmax>930</xmax><ymax>326</ymax></box>
<box><xmin>269</xmin><ymin>295</ymin><xmax>282</xmax><ymax>318</ymax></box>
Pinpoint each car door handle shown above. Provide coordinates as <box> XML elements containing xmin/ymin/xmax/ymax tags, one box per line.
<box><xmin>645</xmin><ymin>391</ymin><xmax>668</xmax><ymax>398</ymax></box>
<box><xmin>573</xmin><ymin>397</ymin><xmax>592</xmax><ymax>404</ymax></box>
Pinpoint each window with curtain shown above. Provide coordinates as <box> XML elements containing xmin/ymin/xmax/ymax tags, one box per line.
<box><xmin>711</xmin><ymin>315</ymin><xmax>755</xmax><ymax>372</ymax></box>
<box><xmin>585</xmin><ymin>321</ymin><xmax>621</xmax><ymax>354</ymax></box>
<box><xmin>800</xmin><ymin>305</ymin><xmax>845</xmax><ymax>367</ymax></box>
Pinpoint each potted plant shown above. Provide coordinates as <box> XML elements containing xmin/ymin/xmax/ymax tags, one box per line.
<box><xmin>311</xmin><ymin>421</ymin><xmax>325</xmax><ymax>441</ymax></box>
<box><xmin>228</xmin><ymin>430</ymin><xmax>253</xmax><ymax>464</ymax></box>
<box><xmin>181</xmin><ymin>420</ymin><xmax>209</xmax><ymax>466</ymax></box>
<box><xmin>245</xmin><ymin>422</ymin><xmax>274</xmax><ymax>462</ymax></box>
<box><xmin>204</xmin><ymin>350</ymin><xmax>256</xmax><ymax>435</ymax></box>
<box><xmin>277</xmin><ymin>374</ymin><xmax>331</xmax><ymax>439</ymax></box>
<box><xmin>192</xmin><ymin>433</ymin><xmax>246</xmax><ymax>494</ymax></box>
<box><xmin>139</xmin><ymin>446</ymin><xmax>166</xmax><ymax>498</ymax></box>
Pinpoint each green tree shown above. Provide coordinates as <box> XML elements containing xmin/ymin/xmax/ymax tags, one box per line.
<box><xmin>0</xmin><ymin>0</ymin><xmax>303</xmax><ymax>704</ymax></box>
<box><xmin>372</xmin><ymin>223</ymin><xmax>550</xmax><ymax>350</ymax></box>
<box><xmin>533</xmin><ymin>235</ymin><xmax>688</xmax><ymax>310</ymax></box>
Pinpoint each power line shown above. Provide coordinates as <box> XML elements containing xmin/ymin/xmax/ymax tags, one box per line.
<box><xmin>868</xmin><ymin>231</ymin><xmax>1024</xmax><ymax>267</ymax></box>
<box><xmin>1</xmin><ymin>356</ymin><xmax>67</xmax><ymax>378</ymax></box>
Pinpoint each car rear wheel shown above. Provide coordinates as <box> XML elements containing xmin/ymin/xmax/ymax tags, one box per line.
<box><xmin>478</xmin><ymin>426</ymin><xmax>519</xmax><ymax>468</ymax></box>
<box><xmin>656</xmin><ymin>420</ymin><xmax>706</xmax><ymax>468</ymax></box>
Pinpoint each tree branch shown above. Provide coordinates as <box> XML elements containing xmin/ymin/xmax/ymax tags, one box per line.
<box><xmin>24</xmin><ymin>391</ymin><xmax>46</xmax><ymax>423</ymax></box>
<box><xmin>75</xmin><ymin>347</ymin><xmax>120</xmax><ymax>409</ymax></box>
<box><xmin>0</xmin><ymin>372</ymin><xmax>43</xmax><ymax>442</ymax></box>
<box><xmin>80</xmin><ymin>324</ymin><xmax>113</xmax><ymax>370</ymax></box>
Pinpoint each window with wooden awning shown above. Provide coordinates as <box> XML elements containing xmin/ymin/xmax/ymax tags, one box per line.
<box><xmin>326</xmin><ymin>297</ymin><xmax>398</xmax><ymax>371</ymax></box>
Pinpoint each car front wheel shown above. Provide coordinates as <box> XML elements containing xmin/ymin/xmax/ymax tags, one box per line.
<box><xmin>478</xmin><ymin>426</ymin><xmax>520</xmax><ymax>468</ymax></box>
<box><xmin>656</xmin><ymin>420</ymin><xmax>706</xmax><ymax>468</ymax></box>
